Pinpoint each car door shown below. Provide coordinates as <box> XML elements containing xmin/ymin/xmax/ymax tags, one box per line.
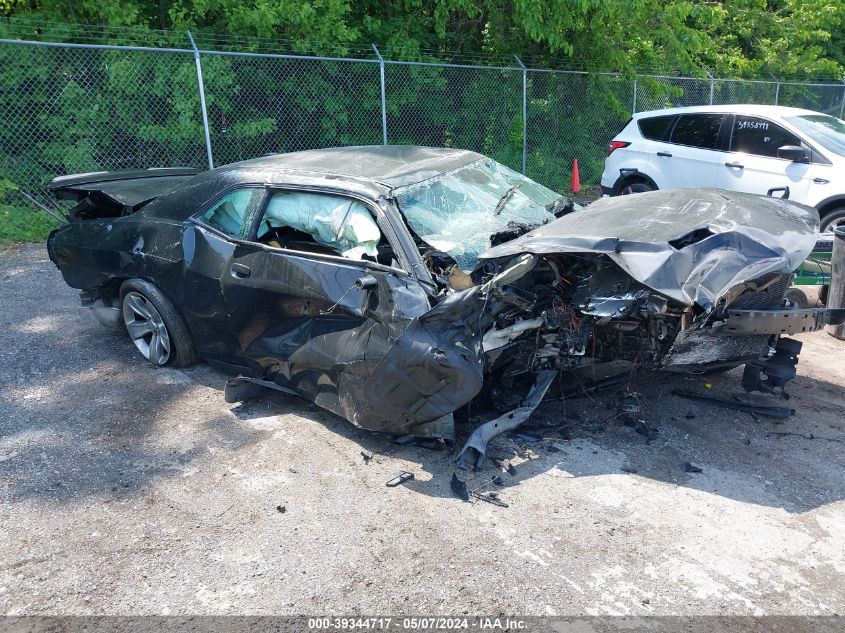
<box><xmin>181</xmin><ymin>186</ymin><xmax>267</xmax><ymax>369</ymax></box>
<box><xmin>716</xmin><ymin>114</ymin><xmax>814</xmax><ymax>202</ymax></box>
<box><xmin>654</xmin><ymin>113</ymin><xmax>726</xmax><ymax>188</ymax></box>
<box><xmin>216</xmin><ymin>188</ymin><xmax>433</xmax><ymax>428</ymax></box>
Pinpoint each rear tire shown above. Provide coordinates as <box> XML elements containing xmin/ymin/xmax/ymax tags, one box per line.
<box><xmin>618</xmin><ymin>181</ymin><xmax>656</xmax><ymax>195</ymax></box>
<box><xmin>819</xmin><ymin>206</ymin><xmax>845</xmax><ymax>233</ymax></box>
<box><xmin>119</xmin><ymin>279</ymin><xmax>198</xmax><ymax>368</ymax></box>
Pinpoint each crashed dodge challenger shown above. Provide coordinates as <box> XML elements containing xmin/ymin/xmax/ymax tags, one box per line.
<box><xmin>46</xmin><ymin>146</ymin><xmax>844</xmax><ymax>467</ymax></box>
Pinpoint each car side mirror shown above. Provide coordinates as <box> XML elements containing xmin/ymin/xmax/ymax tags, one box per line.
<box><xmin>355</xmin><ymin>275</ymin><xmax>378</xmax><ymax>290</ymax></box>
<box><xmin>777</xmin><ymin>145</ymin><xmax>808</xmax><ymax>162</ymax></box>
<box><xmin>356</xmin><ymin>274</ymin><xmax>379</xmax><ymax>318</ymax></box>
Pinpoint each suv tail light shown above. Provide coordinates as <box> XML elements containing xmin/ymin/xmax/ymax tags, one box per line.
<box><xmin>608</xmin><ymin>141</ymin><xmax>630</xmax><ymax>155</ymax></box>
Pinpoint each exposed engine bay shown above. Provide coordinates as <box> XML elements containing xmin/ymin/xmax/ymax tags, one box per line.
<box><xmin>396</xmin><ymin>187</ymin><xmax>842</xmax><ymax>468</ymax></box>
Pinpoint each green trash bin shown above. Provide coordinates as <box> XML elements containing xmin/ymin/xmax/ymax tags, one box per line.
<box><xmin>828</xmin><ymin>226</ymin><xmax>845</xmax><ymax>341</ymax></box>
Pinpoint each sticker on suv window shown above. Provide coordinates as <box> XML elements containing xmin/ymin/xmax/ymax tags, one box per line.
<box><xmin>737</xmin><ymin>120</ymin><xmax>769</xmax><ymax>131</ymax></box>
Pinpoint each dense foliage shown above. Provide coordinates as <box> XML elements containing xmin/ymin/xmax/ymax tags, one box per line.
<box><xmin>1</xmin><ymin>0</ymin><xmax>844</xmax><ymax>242</ymax></box>
<box><xmin>8</xmin><ymin>0</ymin><xmax>843</xmax><ymax>77</ymax></box>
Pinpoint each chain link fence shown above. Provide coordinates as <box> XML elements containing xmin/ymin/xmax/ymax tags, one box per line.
<box><xmin>1</xmin><ymin>32</ymin><xmax>844</xmax><ymax>240</ymax></box>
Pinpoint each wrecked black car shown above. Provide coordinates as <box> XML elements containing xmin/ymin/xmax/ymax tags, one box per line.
<box><xmin>46</xmin><ymin>146</ymin><xmax>844</xmax><ymax>466</ymax></box>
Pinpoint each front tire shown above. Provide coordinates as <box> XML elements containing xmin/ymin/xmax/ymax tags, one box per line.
<box><xmin>618</xmin><ymin>181</ymin><xmax>656</xmax><ymax>195</ymax></box>
<box><xmin>819</xmin><ymin>206</ymin><xmax>845</xmax><ymax>233</ymax></box>
<box><xmin>120</xmin><ymin>279</ymin><xmax>198</xmax><ymax>368</ymax></box>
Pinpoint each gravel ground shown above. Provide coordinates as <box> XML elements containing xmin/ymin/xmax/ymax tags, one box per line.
<box><xmin>1</xmin><ymin>242</ymin><xmax>844</xmax><ymax>616</ymax></box>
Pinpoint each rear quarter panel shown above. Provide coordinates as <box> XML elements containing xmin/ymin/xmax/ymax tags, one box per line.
<box><xmin>50</xmin><ymin>217</ymin><xmax>186</xmax><ymax>300</ymax></box>
<box><xmin>602</xmin><ymin>118</ymin><xmax>657</xmax><ymax>190</ymax></box>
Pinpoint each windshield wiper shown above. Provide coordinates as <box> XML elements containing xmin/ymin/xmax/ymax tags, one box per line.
<box><xmin>493</xmin><ymin>183</ymin><xmax>522</xmax><ymax>216</ymax></box>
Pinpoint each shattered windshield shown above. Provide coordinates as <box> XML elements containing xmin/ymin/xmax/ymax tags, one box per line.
<box><xmin>393</xmin><ymin>158</ymin><xmax>564</xmax><ymax>271</ymax></box>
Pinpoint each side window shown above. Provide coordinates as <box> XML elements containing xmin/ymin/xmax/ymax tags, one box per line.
<box><xmin>256</xmin><ymin>191</ymin><xmax>382</xmax><ymax>260</ymax></box>
<box><xmin>670</xmin><ymin>114</ymin><xmax>724</xmax><ymax>150</ymax></box>
<box><xmin>638</xmin><ymin>115</ymin><xmax>675</xmax><ymax>141</ymax></box>
<box><xmin>730</xmin><ymin>116</ymin><xmax>801</xmax><ymax>158</ymax></box>
<box><xmin>202</xmin><ymin>188</ymin><xmax>264</xmax><ymax>239</ymax></box>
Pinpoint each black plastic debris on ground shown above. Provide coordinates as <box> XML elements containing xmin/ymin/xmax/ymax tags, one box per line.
<box><xmin>385</xmin><ymin>471</ymin><xmax>414</xmax><ymax>487</ymax></box>
<box><xmin>768</xmin><ymin>431</ymin><xmax>844</xmax><ymax>444</ymax></box>
<box><xmin>673</xmin><ymin>389</ymin><xmax>793</xmax><ymax>419</ymax></box>
<box><xmin>683</xmin><ymin>462</ymin><xmax>704</xmax><ymax>474</ymax></box>
<box><xmin>624</xmin><ymin>418</ymin><xmax>658</xmax><ymax>443</ymax></box>
<box><xmin>471</xmin><ymin>491</ymin><xmax>509</xmax><ymax>507</ymax></box>
<box><xmin>619</xmin><ymin>391</ymin><xmax>642</xmax><ymax>422</ymax></box>
<box><xmin>450</xmin><ymin>473</ymin><xmax>470</xmax><ymax>501</ymax></box>
<box><xmin>395</xmin><ymin>435</ymin><xmax>445</xmax><ymax>450</ymax></box>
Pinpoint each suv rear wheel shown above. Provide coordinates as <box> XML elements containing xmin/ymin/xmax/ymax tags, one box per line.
<box><xmin>819</xmin><ymin>206</ymin><xmax>845</xmax><ymax>233</ymax></box>
<box><xmin>619</xmin><ymin>181</ymin><xmax>656</xmax><ymax>195</ymax></box>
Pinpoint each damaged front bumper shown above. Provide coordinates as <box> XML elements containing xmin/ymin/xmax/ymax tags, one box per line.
<box><xmin>716</xmin><ymin>307</ymin><xmax>845</xmax><ymax>335</ymax></box>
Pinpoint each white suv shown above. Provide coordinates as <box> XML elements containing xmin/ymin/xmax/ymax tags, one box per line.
<box><xmin>601</xmin><ymin>105</ymin><xmax>845</xmax><ymax>231</ymax></box>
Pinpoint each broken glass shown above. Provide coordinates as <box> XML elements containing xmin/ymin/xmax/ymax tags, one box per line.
<box><xmin>393</xmin><ymin>158</ymin><xmax>563</xmax><ymax>271</ymax></box>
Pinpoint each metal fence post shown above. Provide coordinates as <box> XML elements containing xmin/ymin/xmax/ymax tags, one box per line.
<box><xmin>840</xmin><ymin>81</ymin><xmax>845</xmax><ymax>119</ymax></box>
<box><xmin>372</xmin><ymin>44</ymin><xmax>388</xmax><ymax>145</ymax></box>
<box><xmin>187</xmin><ymin>31</ymin><xmax>214</xmax><ymax>169</ymax></box>
<box><xmin>632</xmin><ymin>78</ymin><xmax>637</xmax><ymax>113</ymax></box>
<box><xmin>769</xmin><ymin>73</ymin><xmax>781</xmax><ymax>105</ymax></box>
<box><xmin>707</xmin><ymin>71</ymin><xmax>714</xmax><ymax>105</ymax></box>
<box><xmin>514</xmin><ymin>55</ymin><xmax>527</xmax><ymax>175</ymax></box>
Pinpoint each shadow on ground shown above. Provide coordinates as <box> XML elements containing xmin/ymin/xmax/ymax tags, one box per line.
<box><xmin>234</xmin><ymin>363</ymin><xmax>845</xmax><ymax>514</ymax></box>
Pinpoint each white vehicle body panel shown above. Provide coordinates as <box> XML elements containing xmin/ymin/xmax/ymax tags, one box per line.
<box><xmin>601</xmin><ymin>105</ymin><xmax>845</xmax><ymax>228</ymax></box>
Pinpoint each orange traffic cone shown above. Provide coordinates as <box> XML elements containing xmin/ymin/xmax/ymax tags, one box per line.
<box><xmin>571</xmin><ymin>158</ymin><xmax>581</xmax><ymax>193</ymax></box>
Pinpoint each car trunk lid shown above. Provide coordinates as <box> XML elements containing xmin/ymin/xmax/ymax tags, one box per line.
<box><xmin>49</xmin><ymin>168</ymin><xmax>201</xmax><ymax>220</ymax></box>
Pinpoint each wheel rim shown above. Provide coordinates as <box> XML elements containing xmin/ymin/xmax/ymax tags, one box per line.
<box><xmin>122</xmin><ymin>291</ymin><xmax>171</xmax><ymax>365</ymax></box>
<box><xmin>821</xmin><ymin>215</ymin><xmax>845</xmax><ymax>233</ymax></box>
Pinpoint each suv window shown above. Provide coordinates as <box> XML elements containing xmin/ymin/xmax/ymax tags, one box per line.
<box><xmin>730</xmin><ymin>115</ymin><xmax>801</xmax><ymax>158</ymax></box>
<box><xmin>202</xmin><ymin>188</ymin><xmax>264</xmax><ymax>239</ymax></box>
<box><xmin>669</xmin><ymin>114</ymin><xmax>724</xmax><ymax>150</ymax></box>
<box><xmin>638</xmin><ymin>115</ymin><xmax>675</xmax><ymax>141</ymax></box>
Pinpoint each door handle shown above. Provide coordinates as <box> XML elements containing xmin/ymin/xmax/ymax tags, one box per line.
<box><xmin>656</xmin><ymin>151</ymin><xmax>672</xmax><ymax>157</ymax></box>
<box><xmin>813</xmin><ymin>177</ymin><xmax>829</xmax><ymax>185</ymax></box>
<box><xmin>725</xmin><ymin>161</ymin><xmax>744</xmax><ymax>169</ymax></box>
<box><xmin>230</xmin><ymin>263</ymin><xmax>251</xmax><ymax>278</ymax></box>
<box><xmin>766</xmin><ymin>186</ymin><xmax>790</xmax><ymax>199</ymax></box>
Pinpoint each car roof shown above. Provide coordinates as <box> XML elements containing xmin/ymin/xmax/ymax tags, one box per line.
<box><xmin>632</xmin><ymin>104</ymin><xmax>820</xmax><ymax>119</ymax></box>
<box><xmin>144</xmin><ymin>145</ymin><xmax>485</xmax><ymax>221</ymax></box>
<box><xmin>217</xmin><ymin>145</ymin><xmax>484</xmax><ymax>190</ymax></box>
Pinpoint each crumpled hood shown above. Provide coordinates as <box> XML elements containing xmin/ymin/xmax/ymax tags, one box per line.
<box><xmin>479</xmin><ymin>188</ymin><xmax>819</xmax><ymax>309</ymax></box>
